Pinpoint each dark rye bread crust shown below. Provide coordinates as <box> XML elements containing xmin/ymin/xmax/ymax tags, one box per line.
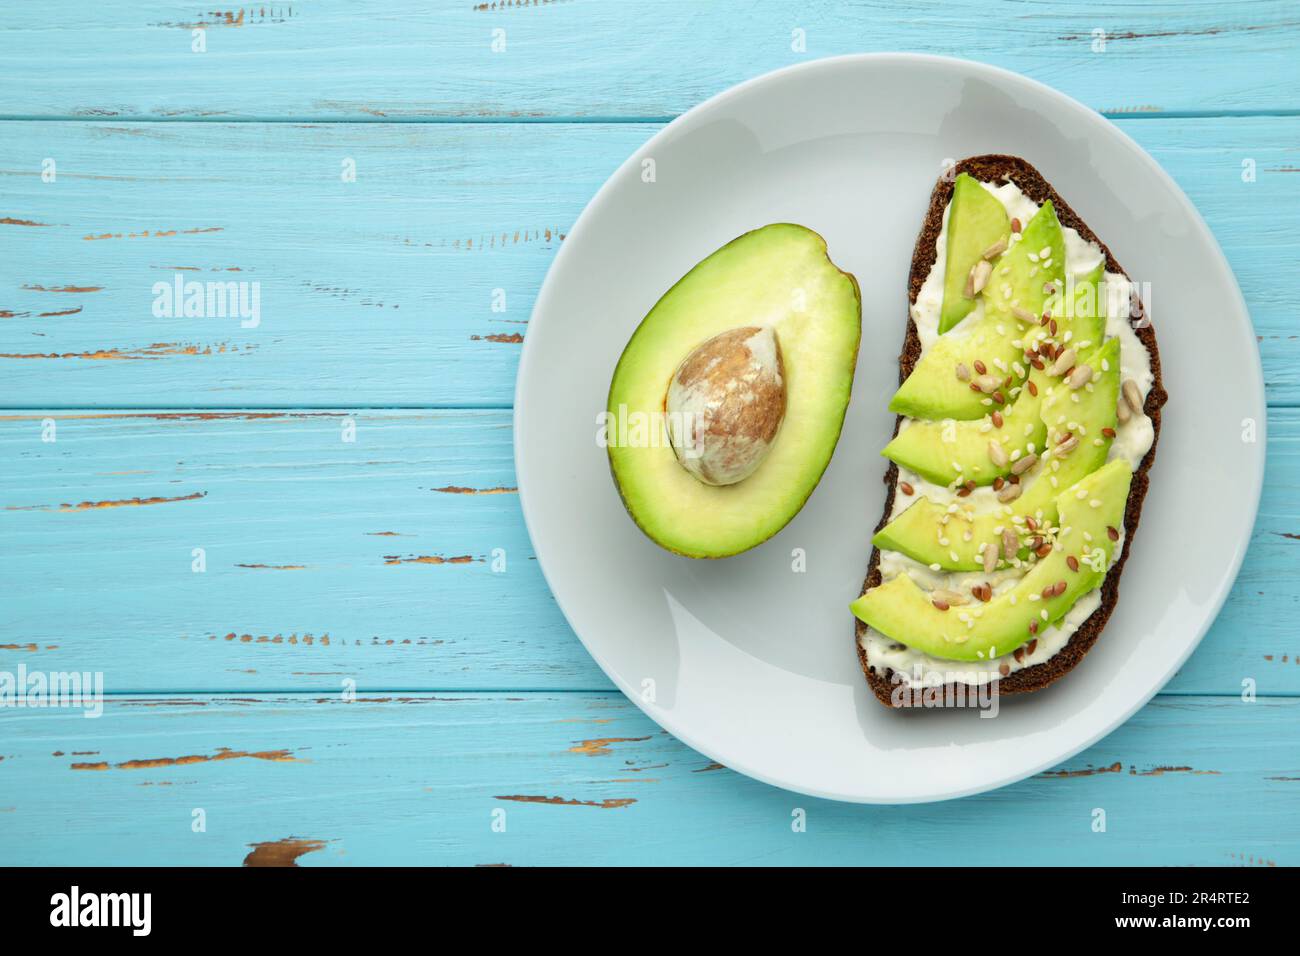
<box><xmin>857</xmin><ymin>155</ymin><xmax>1168</xmax><ymax>708</ymax></box>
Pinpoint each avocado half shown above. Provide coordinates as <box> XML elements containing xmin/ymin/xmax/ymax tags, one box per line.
<box><xmin>607</xmin><ymin>224</ymin><xmax>861</xmax><ymax>558</ymax></box>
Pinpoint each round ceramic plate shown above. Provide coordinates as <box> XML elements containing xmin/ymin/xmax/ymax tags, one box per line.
<box><xmin>515</xmin><ymin>54</ymin><xmax>1263</xmax><ymax>803</ymax></box>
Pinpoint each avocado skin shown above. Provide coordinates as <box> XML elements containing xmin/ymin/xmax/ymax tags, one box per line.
<box><xmin>606</xmin><ymin>224</ymin><xmax>861</xmax><ymax>558</ymax></box>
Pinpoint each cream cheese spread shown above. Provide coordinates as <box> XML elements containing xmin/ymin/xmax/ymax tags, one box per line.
<box><xmin>861</xmin><ymin>177</ymin><xmax>1154</xmax><ymax>688</ymax></box>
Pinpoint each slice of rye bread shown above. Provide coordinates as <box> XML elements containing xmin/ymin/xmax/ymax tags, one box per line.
<box><xmin>857</xmin><ymin>154</ymin><xmax>1168</xmax><ymax>708</ymax></box>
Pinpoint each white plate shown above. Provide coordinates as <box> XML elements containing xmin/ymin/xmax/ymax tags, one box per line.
<box><xmin>515</xmin><ymin>54</ymin><xmax>1263</xmax><ymax>803</ymax></box>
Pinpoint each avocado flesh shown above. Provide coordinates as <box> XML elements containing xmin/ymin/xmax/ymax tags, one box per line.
<box><xmin>882</xmin><ymin>365</ymin><xmax>1049</xmax><ymax>487</ymax></box>
<box><xmin>884</xmin><ymin>264</ymin><xmax>1108</xmax><ymax>486</ymax></box>
<box><xmin>939</xmin><ymin>174</ymin><xmax>1011</xmax><ymax>334</ymax></box>
<box><xmin>888</xmin><ymin>312</ymin><xmax>1029</xmax><ymax>421</ymax></box>
<box><xmin>852</xmin><ymin>458</ymin><xmax>1132</xmax><ymax>662</ymax></box>
<box><xmin>981</xmin><ymin>201</ymin><xmax>1067</xmax><ymax>324</ymax></box>
<box><xmin>1053</xmin><ymin>262</ymin><xmax>1106</xmax><ymax>347</ymax></box>
<box><xmin>607</xmin><ymin>224</ymin><xmax>861</xmax><ymax>559</ymax></box>
<box><xmin>874</xmin><ymin>338</ymin><xmax>1120</xmax><ymax>571</ymax></box>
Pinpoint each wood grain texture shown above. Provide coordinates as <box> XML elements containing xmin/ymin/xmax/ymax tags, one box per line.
<box><xmin>0</xmin><ymin>408</ymin><xmax>1293</xmax><ymax>695</ymax></box>
<box><xmin>0</xmin><ymin>2</ymin><xmax>1295</xmax><ymax>858</ymax></box>
<box><xmin>0</xmin><ymin>410</ymin><xmax>605</xmax><ymax>691</ymax></box>
<box><xmin>2</xmin><ymin>117</ymin><xmax>1297</xmax><ymax>406</ymax></box>
<box><xmin>1</xmin><ymin>1</ymin><xmax>1299</xmax><ymax>119</ymax></box>
<box><xmin>0</xmin><ymin>693</ymin><xmax>1295</xmax><ymax>865</ymax></box>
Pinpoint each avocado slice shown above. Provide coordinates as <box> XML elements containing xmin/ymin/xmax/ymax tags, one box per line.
<box><xmin>1050</xmin><ymin>264</ymin><xmax>1112</xmax><ymax>348</ymax></box>
<box><xmin>883</xmin><ymin>263</ymin><xmax>1107</xmax><ymax>485</ymax></box>
<box><xmin>981</xmin><ymin>201</ymin><xmax>1067</xmax><ymax>325</ymax></box>
<box><xmin>606</xmin><ymin>224</ymin><xmax>861</xmax><ymax>559</ymax></box>
<box><xmin>852</xmin><ymin>458</ymin><xmax>1132</xmax><ymax>662</ymax></box>
<box><xmin>939</xmin><ymin>174</ymin><xmax>1011</xmax><ymax>334</ymax></box>
<box><xmin>882</xmin><ymin>364</ymin><xmax>1049</xmax><ymax>487</ymax></box>
<box><xmin>888</xmin><ymin>313</ymin><xmax>1028</xmax><ymax>421</ymax></box>
<box><xmin>874</xmin><ymin>337</ymin><xmax>1121</xmax><ymax>570</ymax></box>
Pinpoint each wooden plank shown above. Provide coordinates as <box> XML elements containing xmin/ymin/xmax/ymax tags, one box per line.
<box><xmin>0</xmin><ymin>121</ymin><xmax>630</xmax><ymax>407</ymax></box>
<box><xmin>1</xmin><ymin>2</ymin><xmax>1299</xmax><ymax>119</ymax></box>
<box><xmin>2</xmin><ymin>117</ymin><xmax>1297</xmax><ymax>407</ymax></box>
<box><xmin>0</xmin><ymin>410</ymin><xmax>605</xmax><ymax>691</ymax></box>
<box><xmin>0</xmin><ymin>408</ymin><xmax>1295</xmax><ymax>695</ymax></box>
<box><xmin>0</xmin><ymin>692</ymin><xmax>1294</xmax><ymax>865</ymax></box>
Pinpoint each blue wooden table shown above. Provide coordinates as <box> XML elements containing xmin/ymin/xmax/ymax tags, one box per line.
<box><xmin>1</xmin><ymin>2</ymin><xmax>1297</xmax><ymax>866</ymax></box>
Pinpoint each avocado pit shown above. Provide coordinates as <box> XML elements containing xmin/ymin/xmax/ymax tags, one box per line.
<box><xmin>664</xmin><ymin>326</ymin><xmax>786</xmax><ymax>486</ymax></box>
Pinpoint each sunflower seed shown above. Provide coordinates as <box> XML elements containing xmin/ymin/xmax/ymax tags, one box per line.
<box><xmin>1067</xmin><ymin>365</ymin><xmax>1093</xmax><ymax>390</ymax></box>
<box><xmin>1011</xmin><ymin>452</ymin><xmax>1038</xmax><ymax>475</ymax></box>
<box><xmin>1122</xmin><ymin>378</ymin><xmax>1143</xmax><ymax>414</ymax></box>
<box><xmin>967</xmin><ymin>259</ymin><xmax>993</xmax><ymax>297</ymax></box>
<box><xmin>1002</xmin><ymin>527</ymin><xmax>1018</xmax><ymax>560</ymax></box>
<box><xmin>997</xmin><ymin>480</ymin><xmax>1022</xmax><ymax>504</ymax></box>
<box><xmin>955</xmin><ymin>362</ymin><xmax>970</xmax><ymax>382</ymax></box>
<box><xmin>982</xmin><ymin>237</ymin><xmax>1008</xmax><ymax>259</ymax></box>
<box><xmin>932</xmin><ymin>588</ymin><xmax>969</xmax><ymax>607</ymax></box>
<box><xmin>1048</xmin><ymin>348</ymin><xmax>1077</xmax><ymax>377</ymax></box>
<box><xmin>988</xmin><ymin>440</ymin><xmax>1009</xmax><ymax>468</ymax></box>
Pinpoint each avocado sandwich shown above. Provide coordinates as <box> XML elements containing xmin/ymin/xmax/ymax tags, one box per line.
<box><xmin>852</xmin><ymin>155</ymin><xmax>1166</xmax><ymax>707</ymax></box>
